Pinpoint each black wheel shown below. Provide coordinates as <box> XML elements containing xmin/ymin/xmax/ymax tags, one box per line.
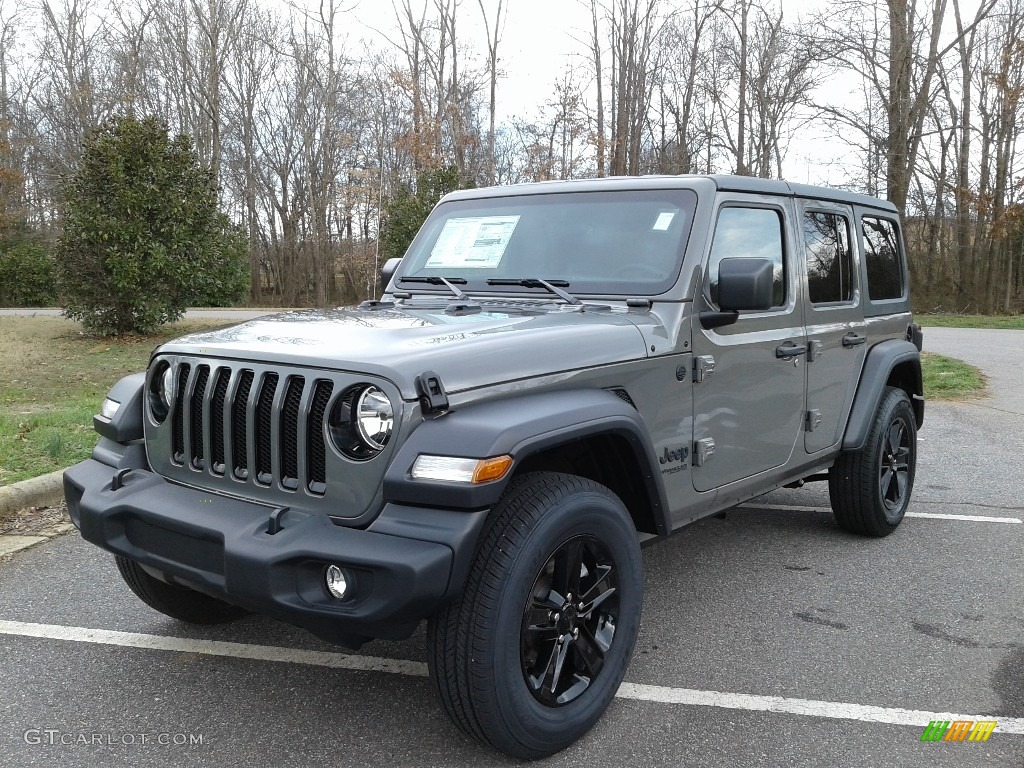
<box><xmin>115</xmin><ymin>556</ymin><xmax>247</xmax><ymax>624</ymax></box>
<box><xmin>829</xmin><ymin>386</ymin><xmax>917</xmax><ymax>537</ymax></box>
<box><xmin>426</xmin><ymin>472</ymin><xmax>643</xmax><ymax>759</ymax></box>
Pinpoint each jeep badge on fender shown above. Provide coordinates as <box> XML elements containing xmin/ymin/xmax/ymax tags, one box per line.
<box><xmin>65</xmin><ymin>175</ymin><xmax>923</xmax><ymax>760</ymax></box>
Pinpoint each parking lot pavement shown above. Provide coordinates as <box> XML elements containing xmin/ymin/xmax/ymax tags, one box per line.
<box><xmin>2</xmin><ymin>327</ymin><xmax>1022</xmax><ymax>767</ymax></box>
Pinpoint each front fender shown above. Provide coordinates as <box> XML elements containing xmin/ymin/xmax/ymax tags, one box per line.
<box><xmin>383</xmin><ymin>389</ymin><xmax>669</xmax><ymax>532</ymax></box>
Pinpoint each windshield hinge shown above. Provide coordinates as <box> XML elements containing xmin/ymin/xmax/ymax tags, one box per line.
<box><xmin>416</xmin><ymin>370</ymin><xmax>449</xmax><ymax>415</ymax></box>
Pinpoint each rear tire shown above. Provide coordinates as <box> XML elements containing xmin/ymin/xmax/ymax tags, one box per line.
<box><xmin>829</xmin><ymin>386</ymin><xmax>917</xmax><ymax>537</ymax></box>
<box><xmin>115</xmin><ymin>556</ymin><xmax>247</xmax><ymax>624</ymax></box>
<box><xmin>426</xmin><ymin>472</ymin><xmax>643</xmax><ymax>759</ymax></box>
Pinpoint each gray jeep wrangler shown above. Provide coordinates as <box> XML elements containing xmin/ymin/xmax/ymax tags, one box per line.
<box><xmin>64</xmin><ymin>175</ymin><xmax>923</xmax><ymax>759</ymax></box>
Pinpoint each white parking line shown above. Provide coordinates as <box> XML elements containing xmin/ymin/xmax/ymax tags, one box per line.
<box><xmin>2</xmin><ymin>619</ymin><xmax>1022</xmax><ymax>735</ymax></box>
<box><xmin>739</xmin><ymin>503</ymin><xmax>1022</xmax><ymax>524</ymax></box>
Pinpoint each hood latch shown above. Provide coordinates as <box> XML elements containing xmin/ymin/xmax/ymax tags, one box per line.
<box><xmin>416</xmin><ymin>370</ymin><xmax>450</xmax><ymax>415</ymax></box>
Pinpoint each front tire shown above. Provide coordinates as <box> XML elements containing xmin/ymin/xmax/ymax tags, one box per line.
<box><xmin>427</xmin><ymin>472</ymin><xmax>643</xmax><ymax>759</ymax></box>
<box><xmin>115</xmin><ymin>556</ymin><xmax>247</xmax><ymax>624</ymax></box>
<box><xmin>829</xmin><ymin>386</ymin><xmax>917</xmax><ymax>537</ymax></box>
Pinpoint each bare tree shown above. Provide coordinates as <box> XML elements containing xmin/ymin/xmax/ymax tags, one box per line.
<box><xmin>476</xmin><ymin>0</ymin><xmax>506</xmax><ymax>184</ymax></box>
<box><xmin>819</xmin><ymin>0</ymin><xmax>997</xmax><ymax>211</ymax></box>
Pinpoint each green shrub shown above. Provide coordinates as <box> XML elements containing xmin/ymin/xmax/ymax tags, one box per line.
<box><xmin>54</xmin><ymin>116</ymin><xmax>248</xmax><ymax>335</ymax></box>
<box><xmin>380</xmin><ymin>166</ymin><xmax>471</xmax><ymax>262</ymax></box>
<box><xmin>0</xmin><ymin>239</ymin><xmax>56</xmax><ymax>307</ymax></box>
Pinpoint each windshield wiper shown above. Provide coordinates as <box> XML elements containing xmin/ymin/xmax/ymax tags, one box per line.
<box><xmin>486</xmin><ymin>278</ymin><xmax>582</xmax><ymax>305</ymax></box>
<box><xmin>398</xmin><ymin>275</ymin><xmax>470</xmax><ymax>301</ymax></box>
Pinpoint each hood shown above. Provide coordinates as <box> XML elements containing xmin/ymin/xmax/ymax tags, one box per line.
<box><xmin>157</xmin><ymin>303</ymin><xmax>650</xmax><ymax>399</ymax></box>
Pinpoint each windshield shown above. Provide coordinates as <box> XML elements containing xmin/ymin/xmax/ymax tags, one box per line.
<box><xmin>397</xmin><ymin>188</ymin><xmax>698</xmax><ymax>296</ymax></box>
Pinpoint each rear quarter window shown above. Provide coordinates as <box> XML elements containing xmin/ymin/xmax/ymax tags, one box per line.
<box><xmin>861</xmin><ymin>216</ymin><xmax>904</xmax><ymax>300</ymax></box>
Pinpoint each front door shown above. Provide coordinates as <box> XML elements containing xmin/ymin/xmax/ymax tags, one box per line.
<box><xmin>691</xmin><ymin>197</ymin><xmax>806</xmax><ymax>493</ymax></box>
<box><xmin>798</xmin><ymin>199</ymin><xmax>867</xmax><ymax>453</ymax></box>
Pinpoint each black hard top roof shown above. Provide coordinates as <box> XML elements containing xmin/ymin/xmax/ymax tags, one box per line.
<box><xmin>441</xmin><ymin>174</ymin><xmax>899</xmax><ymax>214</ymax></box>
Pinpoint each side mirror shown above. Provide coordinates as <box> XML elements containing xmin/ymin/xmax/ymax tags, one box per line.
<box><xmin>700</xmin><ymin>257</ymin><xmax>774</xmax><ymax>330</ymax></box>
<box><xmin>717</xmin><ymin>257</ymin><xmax>774</xmax><ymax>311</ymax></box>
<box><xmin>380</xmin><ymin>258</ymin><xmax>402</xmax><ymax>290</ymax></box>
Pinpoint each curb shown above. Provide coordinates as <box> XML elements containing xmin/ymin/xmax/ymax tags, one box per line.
<box><xmin>0</xmin><ymin>469</ymin><xmax>66</xmax><ymax>519</ymax></box>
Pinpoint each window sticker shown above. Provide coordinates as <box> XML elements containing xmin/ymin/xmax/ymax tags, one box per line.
<box><xmin>652</xmin><ymin>211</ymin><xmax>676</xmax><ymax>231</ymax></box>
<box><xmin>425</xmin><ymin>215</ymin><xmax>521</xmax><ymax>269</ymax></box>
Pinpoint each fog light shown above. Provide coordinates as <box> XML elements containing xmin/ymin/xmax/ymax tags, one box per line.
<box><xmin>325</xmin><ymin>565</ymin><xmax>349</xmax><ymax>599</ymax></box>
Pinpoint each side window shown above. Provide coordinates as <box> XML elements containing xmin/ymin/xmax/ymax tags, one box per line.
<box><xmin>861</xmin><ymin>216</ymin><xmax>904</xmax><ymax>300</ymax></box>
<box><xmin>803</xmin><ymin>211</ymin><xmax>853</xmax><ymax>304</ymax></box>
<box><xmin>708</xmin><ymin>207</ymin><xmax>785</xmax><ymax>308</ymax></box>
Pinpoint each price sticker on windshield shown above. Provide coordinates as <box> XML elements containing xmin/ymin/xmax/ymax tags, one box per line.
<box><xmin>426</xmin><ymin>216</ymin><xmax>520</xmax><ymax>269</ymax></box>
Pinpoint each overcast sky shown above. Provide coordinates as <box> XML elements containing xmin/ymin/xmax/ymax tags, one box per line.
<box><xmin>336</xmin><ymin>0</ymin><xmax>979</xmax><ymax>185</ymax></box>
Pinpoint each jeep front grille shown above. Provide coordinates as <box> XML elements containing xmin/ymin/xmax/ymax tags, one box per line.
<box><xmin>171</xmin><ymin>363</ymin><xmax>191</xmax><ymax>461</ymax></box>
<box><xmin>254</xmin><ymin>372</ymin><xmax>278</xmax><ymax>484</ymax></box>
<box><xmin>231</xmin><ymin>370</ymin><xmax>254</xmax><ymax>479</ymax></box>
<box><xmin>145</xmin><ymin>357</ymin><xmax>401</xmax><ymax>519</ymax></box>
<box><xmin>307</xmin><ymin>380</ymin><xmax>334</xmax><ymax>492</ymax></box>
<box><xmin>161</xmin><ymin>363</ymin><xmax>330</xmax><ymax>496</ymax></box>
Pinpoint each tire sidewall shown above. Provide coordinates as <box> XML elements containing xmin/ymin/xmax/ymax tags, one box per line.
<box><xmin>486</xmin><ymin>485</ymin><xmax>643</xmax><ymax>754</ymax></box>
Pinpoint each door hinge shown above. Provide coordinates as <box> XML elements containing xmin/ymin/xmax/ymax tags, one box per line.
<box><xmin>808</xmin><ymin>340</ymin><xmax>823</xmax><ymax>362</ymax></box>
<box><xmin>693</xmin><ymin>355</ymin><xmax>716</xmax><ymax>383</ymax></box>
<box><xmin>805</xmin><ymin>409</ymin><xmax>823</xmax><ymax>432</ymax></box>
<box><xmin>693</xmin><ymin>437</ymin><xmax>716</xmax><ymax>466</ymax></box>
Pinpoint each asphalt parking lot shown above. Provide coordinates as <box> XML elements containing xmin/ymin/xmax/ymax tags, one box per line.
<box><xmin>1</xmin><ymin>326</ymin><xmax>1022</xmax><ymax>767</ymax></box>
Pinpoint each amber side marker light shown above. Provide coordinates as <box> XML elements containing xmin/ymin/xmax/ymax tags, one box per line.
<box><xmin>410</xmin><ymin>454</ymin><xmax>514</xmax><ymax>484</ymax></box>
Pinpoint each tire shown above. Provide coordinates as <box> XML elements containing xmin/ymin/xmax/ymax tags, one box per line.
<box><xmin>426</xmin><ymin>472</ymin><xmax>643</xmax><ymax>759</ymax></box>
<box><xmin>114</xmin><ymin>556</ymin><xmax>247</xmax><ymax>624</ymax></box>
<box><xmin>829</xmin><ymin>386</ymin><xmax>917</xmax><ymax>537</ymax></box>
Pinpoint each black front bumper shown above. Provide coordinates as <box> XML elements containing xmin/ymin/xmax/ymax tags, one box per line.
<box><xmin>64</xmin><ymin>458</ymin><xmax>488</xmax><ymax>648</ymax></box>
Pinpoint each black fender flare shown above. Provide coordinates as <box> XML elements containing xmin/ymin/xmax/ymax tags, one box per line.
<box><xmin>383</xmin><ymin>388</ymin><xmax>670</xmax><ymax>535</ymax></box>
<box><xmin>94</xmin><ymin>372</ymin><xmax>146</xmax><ymax>443</ymax></box>
<box><xmin>842</xmin><ymin>339</ymin><xmax>923</xmax><ymax>451</ymax></box>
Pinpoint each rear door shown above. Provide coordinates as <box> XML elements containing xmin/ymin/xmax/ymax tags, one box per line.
<box><xmin>690</xmin><ymin>195</ymin><xmax>806</xmax><ymax>492</ymax></box>
<box><xmin>798</xmin><ymin>199</ymin><xmax>867</xmax><ymax>453</ymax></box>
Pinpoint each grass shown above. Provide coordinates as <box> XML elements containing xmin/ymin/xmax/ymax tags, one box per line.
<box><xmin>921</xmin><ymin>351</ymin><xmax>986</xmax><ymax>400</ymax></box>
<box><xmin>918</xmin><ymin>314</ymin><xmax>1024</xmax><ymax>330</ymax></box>
<box><xmin>0</xmin><ymin>316</ymin><xmax>227</xmax><ymax>486</ymax></box>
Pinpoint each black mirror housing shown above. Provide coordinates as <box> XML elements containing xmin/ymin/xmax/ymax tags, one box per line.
<box><xmin>717</xmin><ymin>257</ymin><xmax>774</xmax><ymax>312</ymax></box>
<box><xmin>381</xmin><ymin>258</ymin><xmax>402</xmax><ymax>289</ymax></box>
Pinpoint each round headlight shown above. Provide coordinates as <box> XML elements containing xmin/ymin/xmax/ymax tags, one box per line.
<box><xmin>148</xmin><ymin>361</ymin><xmax>173</xmax><ymax>423</ymax></box>
<box><xmin>160</xmin><ymin>365</ymin><xmax>175</xmax><ymax>408</ymax></box>
<box><xmin>329</xmin><ymin>385</ymin><xmax>395</xmax><ymax>460</ymax></box>
<box><xmin>355</xmin><ymin>387</ymin><xmax>394</xmax><ymax>450</ymax></box>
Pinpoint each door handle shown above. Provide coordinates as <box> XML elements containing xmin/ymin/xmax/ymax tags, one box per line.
<box><xmin>842</xmin><ymin>333</ymin><xmax>867</xmax><ymax>348</ymax></box>
<box><xmin>775</xmin><ymin>342</ymin><xmax>807</xmax><ymax>359</ymax></box>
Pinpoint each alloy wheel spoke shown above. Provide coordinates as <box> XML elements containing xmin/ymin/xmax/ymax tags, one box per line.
<box><xmin>552</xmin><ymin>540</ymin><xmax>584</xmax><ymax>602</ymax></box>
<box><xmin>549</xmin><ymin>636</ymin><xmax>571</xmax><ymax>695</ymax></box>
<box><xmin>880</xmin><ymin>467</ymin><xmax>894</xmax><ymax>499</ymax></box>
<box><xmin>555</xmin><ymin>675</ymin><xmax>591</xmax><ymax>705</ymax></box>
<box><xmin>525</xmin><ymin>624</ymin><xmax>561</xmax><ymax>637</ymax></box>
<box><xmin>895</xmin><ymin>469</ymin><xmax>908</xmax><ymax>501</ymax></box>
<box><xmin>571</xmin><ymin>626</ymin><xmax>606</xmax><ymax>676</ymax></box>
<box><xmin>887</xmin><ymin>422</ymin><xmax>903</xmax><ymax>455</ymax></box>
<box><xmin>529</xmin><ymin>639</ymin><xmax>561</xmax><ymax>692</ymax></box>
<box><xmin>580</xmin><ymin>586</ymin><xmax>616</xmax><ymax>618</ymax></box>
<box><xmin>526</xmin><ymin>604</ymin><xmax>554</xmax><ymax>627</ymax></box>
<box><xmin>579</xmin><ymin>564</ymin><xmax>613</xmax><ymax>603</ymax></box>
